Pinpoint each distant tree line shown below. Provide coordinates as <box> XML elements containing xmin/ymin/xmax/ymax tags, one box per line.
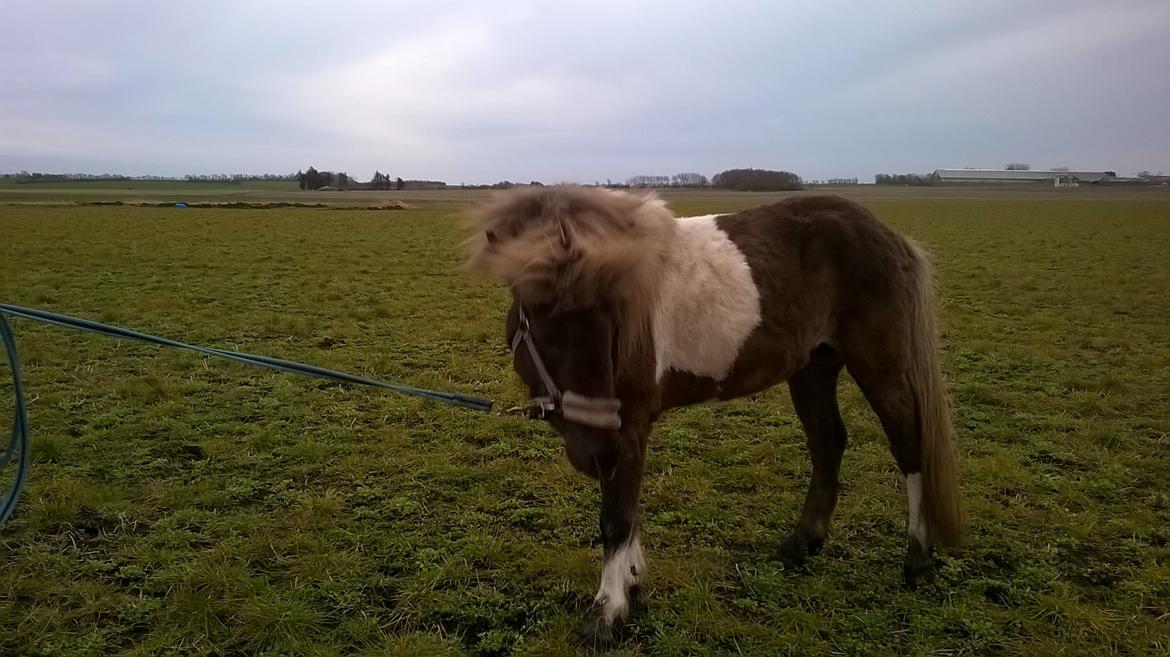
<box><xmin>454</xmin><ymin>180</ymin><xmax>546</xmax><ymax>190</ymax></box>
<box><xmin>711</xmin><ymin>168</ymin><xmax>802</xmax><ymax>191</ymax></box>
<box><xmin>807</xmin><ymin>178</ymin><xmax>859</xmax><ymax>185</ymax></box>
<box><xmin>3</xmin><ymin>171</ymin><xmax>297</xmax><ymax>184</ymax></box>
<box><xmin>296</xmin><ymin>167</ymin><xmax>352</xmax><ymax>190</ymax></box>
<box><xmin>874</xmin><ymin>173</ymin><xmax>935</xmax><ymax>185</ymax></box>
<box><xmin>625</xmin><ymin>175</ymin><xmax>670</xmax><ymax>187</ymax></box>
<box><xmin>296</xmin><ymin>166</ymin><xmax>456</xmax><ymax>190</ymax></box>
<box><xmin>11</xmin><ymin>164</ymin><xmax>1163</xmax><ymax>191</ymax></box>
<box><xmin>625</xmin><ymin>173</ymin><xmax>711</xmax><ymax>188</ymax></box>
<box><xmin>369</xmin><ymin>171</ymin><xmax>401</xmax><ymax>190</ymax></box>
<box><xmin>6</xmin><ymin>166</ymin><xmax>818</xmax><ymax>192</ymax></box>
<box><xmin>181</xmin><ymin>174</ymin><xmax>297</xmax><ymax>182</ymax></box>
<box><xmin>623</xmin><ymin>169</ymin><xmax>802</xmax><ymax>191</ymax></box>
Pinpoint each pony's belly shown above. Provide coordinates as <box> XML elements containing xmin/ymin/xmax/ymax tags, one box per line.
<box><xmin>657</xmin><ymin>366</ymin><xmax>792</xmax><ymax>410</ymax></box>
<box><xmin>657</xmin><ymin>370</ymin><xmax>721</xmax><ymax>409</ymax></box>
<box><xmin>714</xmin><ymin>370</ymin><xmax>791</xmax><ymax>400</ymax></box>
<box><xmin>658</xmin><ymin>343</ymin><xmax>811</xmax><ymax>411</ymax></box>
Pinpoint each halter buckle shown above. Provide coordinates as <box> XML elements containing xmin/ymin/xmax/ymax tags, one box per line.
<box><xmin>530</xmin><ymin>396</ymin><xmax>558</xmax><ymax>419</ymax></box>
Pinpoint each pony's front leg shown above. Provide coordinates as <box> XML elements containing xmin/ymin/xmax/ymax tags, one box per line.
<box><xmin>584</xmin><ymin>433</ymin><xmax>647</xmax><ymax>645</ymax></box>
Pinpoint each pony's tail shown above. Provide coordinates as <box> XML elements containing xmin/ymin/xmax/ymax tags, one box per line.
<box><xmin>906</xmin><ymin>241</ymin><xmax>965</xmax><ymax>549</ymax></box>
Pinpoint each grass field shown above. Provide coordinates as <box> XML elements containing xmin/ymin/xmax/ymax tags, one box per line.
<box><xmin>2</xmin><ymin>189</ymin><xmax>1169</xmax><ymax>656</ymax></box>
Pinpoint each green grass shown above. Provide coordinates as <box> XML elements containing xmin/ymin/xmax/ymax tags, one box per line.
<box><xmin>1</xmin><ymin>193</ymin><xmax>1169</xmax><ymax>656</ymax></box>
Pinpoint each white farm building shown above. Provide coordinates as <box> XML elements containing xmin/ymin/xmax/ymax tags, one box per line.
<box><xmin>932</xmin><ymin>169</ymin><xmax>1115</xmax><ymax>186</ymax></box>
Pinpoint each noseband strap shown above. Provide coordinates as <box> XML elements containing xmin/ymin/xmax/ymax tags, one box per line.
<box><xmin>511</xmin><ymin>306</ymin><xmax>622</xmax><ymax>430</ymax></box>
<box><xmin>560</xmin><ymin>391</ymin><xmax>622</xmax><ymax>431</ymax></box>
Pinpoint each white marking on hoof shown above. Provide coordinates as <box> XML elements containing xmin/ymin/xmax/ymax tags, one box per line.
<box><xmin>594</xmin><ymin>535</ymin><xmax>644</xmax><ymax>623</ymax></box>
<box><xmin>906</xmin><ymin>473</ymin><xmax>927</xmax><ymax>547</ymax></box>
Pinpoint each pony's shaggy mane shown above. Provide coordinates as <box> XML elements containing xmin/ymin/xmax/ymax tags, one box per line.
<box><xmin>466</xmin><ymin>185</ymin><xmax>678</xmax><ymax>359</ymax></box>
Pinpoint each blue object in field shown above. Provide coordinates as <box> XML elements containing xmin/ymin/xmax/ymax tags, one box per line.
<box><xmin>0</xmin><ymin>303</ymin><xmax>494</xmax><ymax>525</ymax></box>
<box><xmin>174</xmin><ymin>203</ymin><xmax>187</xmax><ymax>208</ymax></box>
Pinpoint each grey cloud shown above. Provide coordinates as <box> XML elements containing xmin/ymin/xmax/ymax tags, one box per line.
<box><xmin>2</xmin><ymin>0</ymin><xmax>1167</xmax><ymax>181</ymax></box>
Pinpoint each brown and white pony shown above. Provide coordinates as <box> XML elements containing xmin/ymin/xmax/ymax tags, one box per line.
<box><xmin>466</xmin><ymin>185</ymin><xmax>964</xmax><ymax>642</ymax></box>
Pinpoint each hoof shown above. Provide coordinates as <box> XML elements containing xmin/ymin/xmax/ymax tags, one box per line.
<box><xmin>778</xmin><ymin>532</ymin><xmax>823</xmax><ymax>565</ymax></box>
<box><xmin>903</xmin><ymin>551</ymin><xmax>935</xmax><ymax>588</ymax></box>
<box><xmin>579</xmin><ymin>606</ymin><xmax>620</xmax><ymax>648</ymax></box>
<box><xmin>579</xmin><ymin>588</ymin><xmax>640</xmax><ymax>649</ymax></box>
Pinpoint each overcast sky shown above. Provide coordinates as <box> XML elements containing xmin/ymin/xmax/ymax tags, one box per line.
<box><xmin>2</xmin><ymin>0</ymin><xmax>1168</xmax><ymax>182</ymax></box>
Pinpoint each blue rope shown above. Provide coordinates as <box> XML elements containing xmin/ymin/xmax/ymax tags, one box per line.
<box><xmin>0</xmin><ymin>304</ymin><xmax>493</xmax><ymax>525</ymax></box>
<box><xmin>1</xmin><ymin>314</ymin><xmax>29</xmax><ymax>525</ymax></box>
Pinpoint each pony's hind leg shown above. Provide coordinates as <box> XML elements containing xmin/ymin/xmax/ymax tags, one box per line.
<box><xmin>780</xmin><ymin>347</ymin><xmax>847</xmax><ymax>563</ymax></box>
<box><xmin>847</xmin><ymin>364</ymin><xmax>934</xmax><ymax>586</ymax></box>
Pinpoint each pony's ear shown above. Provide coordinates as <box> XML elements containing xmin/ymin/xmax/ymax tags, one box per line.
<box><xmin>556</xmin><ymin>218</ymin><xmax>571</xmax><ymax>249</ymax></box>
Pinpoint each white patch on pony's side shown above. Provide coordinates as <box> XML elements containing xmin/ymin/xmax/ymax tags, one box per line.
<box><xmin>653</xmin><ymin>214</ymin><xmax>762</xmax><ymax>382</ymax></box>
<box><xmin>907</xmin><ymin>473</ymin><xmax>927</xmax><ymax>546</ymax></box>
<box><xmin>594</xmin><ymin>535</ymin><xmax>644</xmax><ymax>623</ymax></box>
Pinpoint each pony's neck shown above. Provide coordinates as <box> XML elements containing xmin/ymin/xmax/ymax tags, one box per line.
<box><xmin>650</xmin><ymin>214</ymin><xmax>763</xmax><ymax>383</ymax></box>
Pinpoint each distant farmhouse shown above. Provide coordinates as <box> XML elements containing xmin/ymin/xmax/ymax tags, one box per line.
<box><xmin>931</xmin><ymin>169</ymin><xmax>1116</xmax><ymax>186</ymax></box>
